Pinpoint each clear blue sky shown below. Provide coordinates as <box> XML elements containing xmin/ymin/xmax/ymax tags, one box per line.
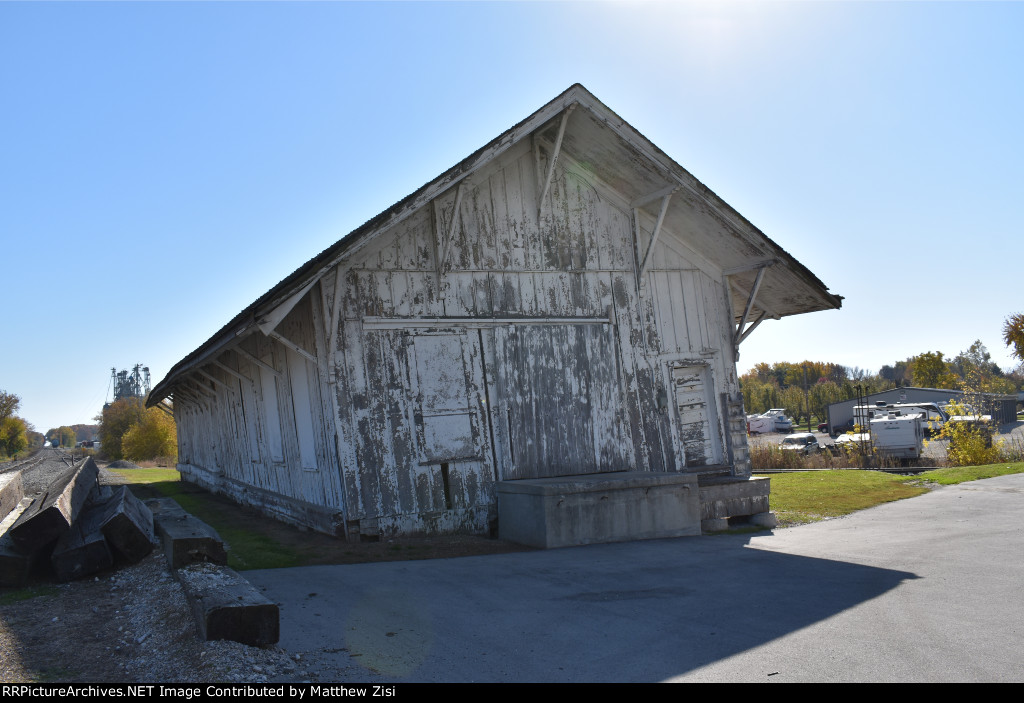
<box><xmin>2</xmin><ymin>1</ymin><xmax>1021</xmax><ymax>433</ymax></box>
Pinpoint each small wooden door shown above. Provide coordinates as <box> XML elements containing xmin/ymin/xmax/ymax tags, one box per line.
<box><xmin>672</xmin><ymin>364</ymin><xmax>723</xmax><ymax>469</ymax></box>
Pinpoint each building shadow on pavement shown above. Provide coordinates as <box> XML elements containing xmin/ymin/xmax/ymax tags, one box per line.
<box><xmin>248</xmin><ymin>531</ymin><xmax>917</xmax><ymax>683</ymax></box>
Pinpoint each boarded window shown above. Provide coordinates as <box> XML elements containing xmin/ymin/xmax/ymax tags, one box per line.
<box><xmin>409</xmin><ymin>333</ymin><xmax>480</xmax><ymax>463</ymax></box>
<box><xmin>287</xmin><ymin>349</ymin><xmax>318</xmax><ymax>470</ymax></box>
<box><xmin>259</xmin><ymin>356</ymin><xmax>285</xmax><ymax>463</ymax></box>
<box><xmin>238</xmin><ymin>378</ymin><xmax>261</xmax><ymax>463</ymax></box>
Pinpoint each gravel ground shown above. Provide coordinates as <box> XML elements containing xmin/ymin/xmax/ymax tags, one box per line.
<box><xmin>0</xmin><ymin>551</ymin><xmax>302</xmax><ymax>683</ymax></box>
<box><xmin>0</xmin><ymin>450</ymin><xmax>304</xmax><ymax>683</ymax></box>
<box><xmin>0</xmin><ymin>449</ymin><xmax>523</xmax><ymax>683</ymax></box>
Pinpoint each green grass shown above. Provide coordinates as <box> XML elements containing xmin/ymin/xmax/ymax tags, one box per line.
<box><xmin>758</xmin><ymin>470</ymin><xmax>929</xmax><ymax>527</ymax></box>
<box><xmin>898</xmin><ymin>462</ymin><xmax>1024</xmax><ymax>486</ymax></box>
<box><xmin>759</xmin><ymin>462</ymin><xmax>1024</xmax><ymax>527</ymax></box>
<box><xmin>0</xmin><ymin>585</ymin><xmax>58</xmax><ymax>605</ymax></box>
<box><xmin>108</xmin><ymin>467</ymin><xmax>303</xmax><ymax>571</ymax></box>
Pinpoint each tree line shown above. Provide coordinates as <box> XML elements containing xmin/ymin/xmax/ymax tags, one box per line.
<box><xmin>740</xmin><ymin>338</ymin><xmax>1023</xmax><ymax>424</ymax></box>
<box><xmin>0</xmin><ymin>390</ymin><xmax>43</xmax><ymax>460</ymax></box>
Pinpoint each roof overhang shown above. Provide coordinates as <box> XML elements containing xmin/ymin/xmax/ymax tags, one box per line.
<box><xmin>149</xmin><ymin>84</ymin><xmax>841</xmax><ymax>405</ymax></box>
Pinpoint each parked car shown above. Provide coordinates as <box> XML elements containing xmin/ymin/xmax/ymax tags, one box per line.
<box><xmin>779</xmin><ymin>432</ymin><xmax>821</xmax><ymax>455</ymax></box>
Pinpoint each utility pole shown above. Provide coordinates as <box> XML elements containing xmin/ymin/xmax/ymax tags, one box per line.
<box><xmin>803</xmin><ymin>364</ymin><xmax>811</xmax><ymax>432</ymax></box>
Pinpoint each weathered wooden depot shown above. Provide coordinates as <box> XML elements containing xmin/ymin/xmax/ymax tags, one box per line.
<box><xmin>149</xmin><ymin>85</ymin><xmax>841</xmax><ymax>543</ymax></box>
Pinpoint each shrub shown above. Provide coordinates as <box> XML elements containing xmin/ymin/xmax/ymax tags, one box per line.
<box><xmin>935</xmin><ymin>400</ymin><xmax>1002</xmax><ymax>467</ymax></box>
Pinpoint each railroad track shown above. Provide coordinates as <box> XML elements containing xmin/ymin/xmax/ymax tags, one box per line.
<box><xmin>0</xmin><ymin>448</ymin><xmax>47</xmax><ymax>475</ymax></box>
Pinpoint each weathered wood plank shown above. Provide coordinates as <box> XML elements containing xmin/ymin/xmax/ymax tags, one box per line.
<box><xmin>0</xmin><ymin>496</ymin><xmax>35</xmax><ymax>587</ymax></box>
<box><xmin>50</xmin><ymin>504</ymin><xmax>113</xmax><ymax>582</ymax></box>
<box><xmin>97</xmin><ymin>486</ymin><xmax>154</xmax><ymax>564</ymax></box>
<box><xmin>148</xmin><ymin>498</ymin><xmax>227</xmax><ymax>569</ymax></box>
<box><xmin>177</xmin><ymin>562</ymin><xmax>279</xmax><ymax>646</ymax></box>
<box><xmin>0</xmin><ymin>470</ymin><xmax>24</xmax><ymax>522</ymax></box>
<box><xmin>9</xmin><ymin>457</ymin><xmax>99</xmax><ymax>553</ymax></box>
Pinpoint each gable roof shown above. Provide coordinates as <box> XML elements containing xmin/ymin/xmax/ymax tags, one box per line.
<box><xmin>150</xmin><ymin>84</ymin><xmax>841</xmax><ymax>405</ymax></box>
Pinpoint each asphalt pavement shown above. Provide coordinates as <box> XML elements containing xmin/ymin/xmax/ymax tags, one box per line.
<box><xmin>247</xmin><ymin>473</ymin><xmax>1024</xmax><ymax>683</ymax></box>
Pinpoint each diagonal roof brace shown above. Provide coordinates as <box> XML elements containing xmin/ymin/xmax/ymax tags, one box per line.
<box><xmin>437</xmin><ymin>181</ymin><xmax>467</xmax><ymax>273</ymax></box>
<box><xmin>733</xmin><ymin>263</ymin><xmax>772</xmax><ymax>348</ymax></box>
<box><xmin>232</xmin><ymin>347</ymin><xmax>282</xmax><ymax>379</ymax></box>
<box><xmin>195</xmin><ymin>368</ymin><xmax>233</xmax><ymax>393</ymax></box>
<box><xmin>536</xmin><ymin>103</ymin><xmax>576</xmax><ymax>220</ymax></box>
<box><xmin>265</xmin><ymin>330</ymin><xmax>318</xmax><ymax>365</ymax></box>
<box><xmin>728</xmin><ymin>276</ymin><xmax>781</xmax><ymax>321</ymax></box>
<box><xmin>635</xmin><ymin>188</ymin><xmax>678</xmax><ymax>289</ymax></box>
<box><xmin>736</xmin><ymin>310</ymin><xmax>768</xmax><ymax>346</ymax></box>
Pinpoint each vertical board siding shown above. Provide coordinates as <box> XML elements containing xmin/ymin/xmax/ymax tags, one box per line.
<box><xmin>176</xmin><ymin>136</ymin><xmax>748</xmax><ymax>537</ymax></box>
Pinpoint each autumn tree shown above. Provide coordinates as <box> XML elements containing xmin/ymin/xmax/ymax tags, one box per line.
<box><xmin>98</xmin><ymin>397</ymin><xmax>146</xmax><ymax>460</ymax></box>
<box><xmin>908</xmin><ymin>351</ymin><xmax>957</xmax><ymax>389</ymax></box>
<box><xmin>0</xmin><ymin>390</ymin><xmax>20</xmax><ymax>423</ymax></box>
<box><xmin>0</xmin><ymin>416</ymin><xmax>28</xmax><ymax>458</ymax></box>
<box><xmin>1004</xmin><ymin>313</ymin><xmax>1024</xmax><ymax>363</ymax></box>
<box><xmin>121</xmin><ymin>407</ymin><xmax>177</xmax><ymax>461</ymax></box>
<box><xmin>0</xmin><ymin>391</ymin><xmax>30</xmax><ymax>459</ymax></box>
<box><xmin>952</xmin><ymin>341</ymin><xmax>1015</xmax><ymax>396</ymax></box>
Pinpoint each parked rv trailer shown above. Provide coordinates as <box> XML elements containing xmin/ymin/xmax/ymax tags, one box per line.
<box><xmin>869</xmin><ymin>413</ymin><xmax>925</xmax><ymax>460</ymax></box>
<box><xmin>854</xmin><ymin>403</ymin><xmax>949</xmax><ymax>436</ymax></box>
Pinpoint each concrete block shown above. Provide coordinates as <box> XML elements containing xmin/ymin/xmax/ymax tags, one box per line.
<box><xmin>496</xmin><ymin>471</ymin><xmax>701</xmax><ymax>549</ymax></box>
<box><xmin>50</xmin><ymin>508</ymin><xmax>114</xmax><ymax>582</ymax></box>
<box><xmin>701</xmin><ymin>518</ymin><xmax>730</xmax><ymax>532</ymax></box>
<box><xmin>749</xmin><ymin>511</ymin><xmax>778</xmax><ymax>528</ymax></box>
<box><xmin>98</xmin><ymin>486</ymin><xmax>154</xmax><ymax>563</ymax></box>
<box><xmin>698</xmin><ymin>476</ymin><xmax>771</xmax><ymax>521</ymax></box>
<box><xmin>176</xmin><ymin>562</ymin><xmax>279</xmax><ymax>646</ymax></box>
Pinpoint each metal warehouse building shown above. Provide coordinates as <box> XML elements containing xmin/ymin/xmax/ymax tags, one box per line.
<box><xmin>826</xmin><ymin>386</ymin><xmax>1017</xmax><ymax>432</ymax></box>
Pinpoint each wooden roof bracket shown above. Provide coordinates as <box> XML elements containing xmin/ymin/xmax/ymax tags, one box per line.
<box><xmin>211</xmin><ymin>358</ymin><xmax>252</xmax><ymax>384</ymax></box>
<box><xmin>265</xmin><ymin>329</ymin><xmax>318</xmax><ymax>365</ymax></box>
<box><xmin>634</xmin><ymin>188</ymin><xmax>678</xmax><ymax>292</ymax></box>
<box><xmin>731</xmin><ymin>262</ymin><xmax>775</xmax><ymax>353</ymax></box>
<box><xmin>736</xmin><ymin>310</ymin><xmax>767</xmax><ymax>346</ymax></box>
<box><xmin>182</xmin><ymin>376</ymin><xmax>216</xmax><ymax>400</ymax></box>
<box><xmin>195</xmin><ymin>368</ymin><xmax>233</xmax><ymax>393</ymax></box>
<box><xmin>172</xmin><ymin>383</ymin><xmax>207</xmax><ymax>411</ymax></box>
<box><xmin>233</xmin><ymin>347</ymin><xmax>282</xmax><ymax>379</ymax></box>
<box><xmin>536</xmin><ymin>103</ymin><xmax>576</xmax><ymax>221</ymax></box>
<box><xmin>327</xmin><ymin>264</ymin><xmax>348</xmax><ymax>375</ymax></box>
<box><xmin>437</xmin><ymin>181</ymin><xmax>467</xmax><ymax>273</ymax></box>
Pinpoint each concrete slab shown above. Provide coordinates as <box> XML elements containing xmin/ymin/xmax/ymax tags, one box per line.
<box><xmin>247</xmin><ymin>474</ymin><xmax>1024</xmax><ymax>683</ymax></box>
<box><xmin>496</xmin><ymin>471</ymin><xmax>700</xmax><ymax>548</ymax></box>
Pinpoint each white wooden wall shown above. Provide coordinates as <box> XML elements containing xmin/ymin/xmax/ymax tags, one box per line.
<box><xmin>176</xmin><ymin>134</ymin><xmax>751</xmax><ymax>537</ymax></box>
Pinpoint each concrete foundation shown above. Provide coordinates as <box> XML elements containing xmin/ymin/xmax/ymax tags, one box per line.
<box><xmin>496</xmin><ymin>471</ymin><xmax>701</xmax><ymax>548</ymax></box>
<box><xmin>698</xmin><ymin>475</ymin><xmax>775</xmax><ymax>532</ymax></box>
